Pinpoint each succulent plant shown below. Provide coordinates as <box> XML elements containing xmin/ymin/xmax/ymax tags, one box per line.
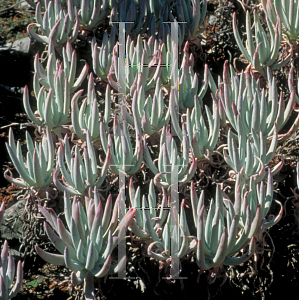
<box><xmin>177</xmin><ymin>42</ymin><xmax>210</xmax><ymax>111</ymax></box>
<box><xmin>173</xmin><ymin>0</ymin><xmax>207</xmax><ymax>41</ymax></box>
<box><xmin>232</xmin><ymin>9</ymin><xmax>292</xmax><ymax>76</ymax></box>
<box><xmin>218</xmin><ymin>61</ymin><xmax>297</xmax><ymax>141</ymax></box>
<box><xmin>34</xmin><ymin>38</ymin><xmax>89</xmax><ymax>94</ymax></box>
<box><xmin>23</xmin><ymin>66</ymin><xmax>72</xmax><ymax>135</ymax></box>
<box><xmin>35</xmin><ymin>190</ymin><xmax>137</xmax><ymax>300</ymax></box>
<box><xmin>147</xmin><ymin>199</ymin><xmax>197</xmax><ymax>262</ymax></box>
<box><xmin>110</xmin><ymin>0</ymin><xmax>152</xmax><ymax>38</ymax></box>
<box><xmin>143</xmin><ymin>126</ymin><xmax>197</xmax><ymax>189</ymax></box>
<box><xmin>128</xmin><ymin>178</ymin><xmax>169</xmax><ymax>240</ymax></box>
<box><xmin>108</xmin><ymin>35</ymin><xmax>162</xmax><ymax>95</ymax></box>
<box><xmin>186</xmin><ymin>94</ymin><xmax>220</xmax><ymax>160</ymax></box>
<box><xmin>72</xmin><ymin>0</ymin><xmax>109</xmax><ymax>31</ymax></box>
<box><xmin>123</xmin><ymin>77</ymin><xmax>170</xmax><ymax>136</ymax></box>
<box><xmin>27</xmin><ymin>0</ymin><xmax>80</xmax><ymax>49</ymax></box>
<box><xmin>99</xmin><ymin>112</ymin><xmax>143</xmax><ymax>176</ymax></box>
<box><xmin>53</xmin><ymin>131</ymin><xmax>111</xmax><ymax>196</ymax></box>
<box><xmin>0</xmin><ymin>241</ymin><xmax>23</xmax><ymax>300</ymax></box>
<box><xmin>91</xmin><ymin>26</ymin><xmax>116</xmax><ymax>82</ymax></box>
<box><xmin>5</xmin><ymin>126</ymin><xmax>54</xmax><ymax>189</ymax></box>
<box><xmin>191</xmin><ymin>182</ymin><xmax>257</xmax><ymax>271</ymax></box>
<box><xmin>71</xmin><ymin>73</ymin><xmax>111</xmax><ymax>141</ymax></box>
<box><xmin>234</xmin><ymin>168</ymin><xmax>283</xmax><ymax>237</ymax></box>
<box><xmin>261</xmin><ymin>0</ymin><xmax>299</xmax><ymax>42</ymax></box>
<box><xmin>223</xmin><ymin>124</ymin><xmax>282</xmax><ymax>182</ymax></box>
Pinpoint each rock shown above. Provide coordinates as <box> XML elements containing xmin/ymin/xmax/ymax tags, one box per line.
<box><xmin>10</xmin><ymin>37</ymin><xmax>31</xmax><ymax>55</ymax></box>
<box><xmin>0</xmin><ymin>199</ymin><xmax>26</xmax><ymax>241</ymax></box>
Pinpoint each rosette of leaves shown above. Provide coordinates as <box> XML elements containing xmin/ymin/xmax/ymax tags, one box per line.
<box><xmin>232</xmin><ymin>9</ymin><xmax>292</xmax><ymax>77</ymax></box>
<box><xmin>128</xmin><ymin>178</ymin><xmax>169</xmax><ymax>240</ymax></box>
<box><xmin>191</xmin><ymin>182</ymin><xmax>256</xmax><ymax>272</ymax></box>
<box><xmin>4</xmin><ymin>126</ymin><xmax>54</xmax><ymax>189</ymax></box>
<box><xmin>33</xmin><ymin>38</ymin><xmax>89</xmax><ymax>94</ymax></box>
<box><xmin>143</xmin><ymin>126</ymin><xmax>197</xmax><ymax>189</ymax></box>
<box><xmin>71</xmin><ymin>0</ymin><xmax>109</xmax><ymax>31</ymax></box>
<box><xmin>0</xmin><ymin>241</ymin><xmax>23</xmax><ymax>300</ymax></box>
<box><xmin>233</xmin><ymin>168</ymin><xmax>283</xmax><ymax>238</ymax></box>
<box><xmin>53</xmin><ymin>130</ymin><xmax>111</xmax><ymax>196</ymax></box>
<box><xmin>99</xmin><ymin>112</ymin><xmax>143</xmax><ymax>176</ymax></box>
<box><xmin>261</xmin><ymin>0</ymin><xmax>299</xmax><ymax>42</ymax></box>
<box><xmin>108</xmin><ymin>35</ymin><xmax>162</xmax><ymax>95</ymax></box>
<box><xmin>24</xmin><ymin>58</ymin><xmax>81</xmax><ymax>136</ymax></box>
<box><xmin>218</xmin><ymin>61</ymin><xmax>297</xmax><ymax>141</ymax></box>
<box><xmin>123</xmin><ymin>77</ymin><xmax>170</xmax><ymax>136</ymax></box>
<box><xmin>173</xmin><ymin>0</ymin><xmax>207</xmax><ymax>41</ymax></box>
<box><xmin>223</xmin><ymin>122</ymin><xmax>282</xmax><ymax>182</ymax></box>
<box><xmin>185</xmin><ymin>94</ymin><xmax>220</xmax><ymax>160</ymax></box>
<box><xmin>27</xmin><ymin>0</ymin><xmax>79</xmax><ymax>49</ymax></box>
<box><xmin>147</xmin><ymin>199</ymin><xmax>197</xmax><ymax>262</ymax></box>
<box><xmin>35</xmin><ymin>190</ymin><xmax>137</xmax><ymax>300</ymax></box>
<box><xmin>110</xmin><ymin>0</ymin><xmax>152</xmax><ymax>38</ymax></box>
<box><xmin>178</xmin><ymin>41</ymin><xmax>210</xmax><ymax>111</ymax></box>
<box><xmin>71</xmin><ymin>73</ymin><xmax>111</xmax><ymax>141</ymax></box>
<box><xmin>91</xmin><ymin>26</ymin><xmax>116</xmax><ymax>82</ymax></box>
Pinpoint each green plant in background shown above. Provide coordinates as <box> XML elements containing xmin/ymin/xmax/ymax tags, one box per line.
<box><xmin>72</xmin><ymin>0</ymin><xmax>109</xmax><ymax>32</ymax></box>
<box><xmin>110</xmin><ymin>0</ymin><xmax>151</xmax><ymax>38</ymax></box>
<box><xmin>174</xmin><ymin>0</ymin><xmax>207</xmax><ymax>41</ymax></box>
<box><xmin>0</xmin><ymin>0</ymin><xmax>35</xmax><ymax>45</ymax></box>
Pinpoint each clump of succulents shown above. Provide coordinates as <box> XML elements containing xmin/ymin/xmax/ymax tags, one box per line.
<box><xmin>192</xmin><ymin>182</ymin><xmax>257</xmax><ymax>272</ymax></box>
<box><xmin>33</xmin><ymin>38</ymin><xmax>89</xmax><ymax>94</ymax></box>
<box><xmin>0</xmin><ymin>241</ymin><xmax>24</xmax><ymax>300</ymax></box>
<box><xmin>71</xmin><ymin>73</ymin><xmax>111</xmax><ymax>141</ymax></box>
<box><xmin>27</xmin><ymin>0</ymin><xmax>80</xmax><ymax>49</ymax></box>
<box><xmin>261</xmin><ymin>0</ymin><xmax>299</xmax><ymax>43</ymax></box>
<box><xmin>53</xmin><ymin>130</ymin><xmax>111</xmax><ymax>196</ymax></box>
<box><xmin>232</xmin><ymin>8</ymin><xmax>292</xmax><ymax>76</ymax></box>
<box><xmin>5</xmin><ymin>126</ymin><xmax>54</xmax><ymax>189</ymax></box>
<box><xmin>0</xmin><ymin>204</ymin><xmax>23</xmax><ymax>300</ymax></box>
<box><xmin>35</xmin><ymin>190</ymin><xmax>137</xmax><ymax>299</ymax></box>
<box><xmin>218</xmin><ymin>61</ymin><xmax>297</xmax><ymax>141</ymax></box>
<box><xmin>99</xmin><ymin>112</ymin><xmax>144</xmax><ymax>176</ymax></box>
<box><xmin>143</xmin><ymin>126</ymin><xmax>197</xmax><ymax>189</ymax></box>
